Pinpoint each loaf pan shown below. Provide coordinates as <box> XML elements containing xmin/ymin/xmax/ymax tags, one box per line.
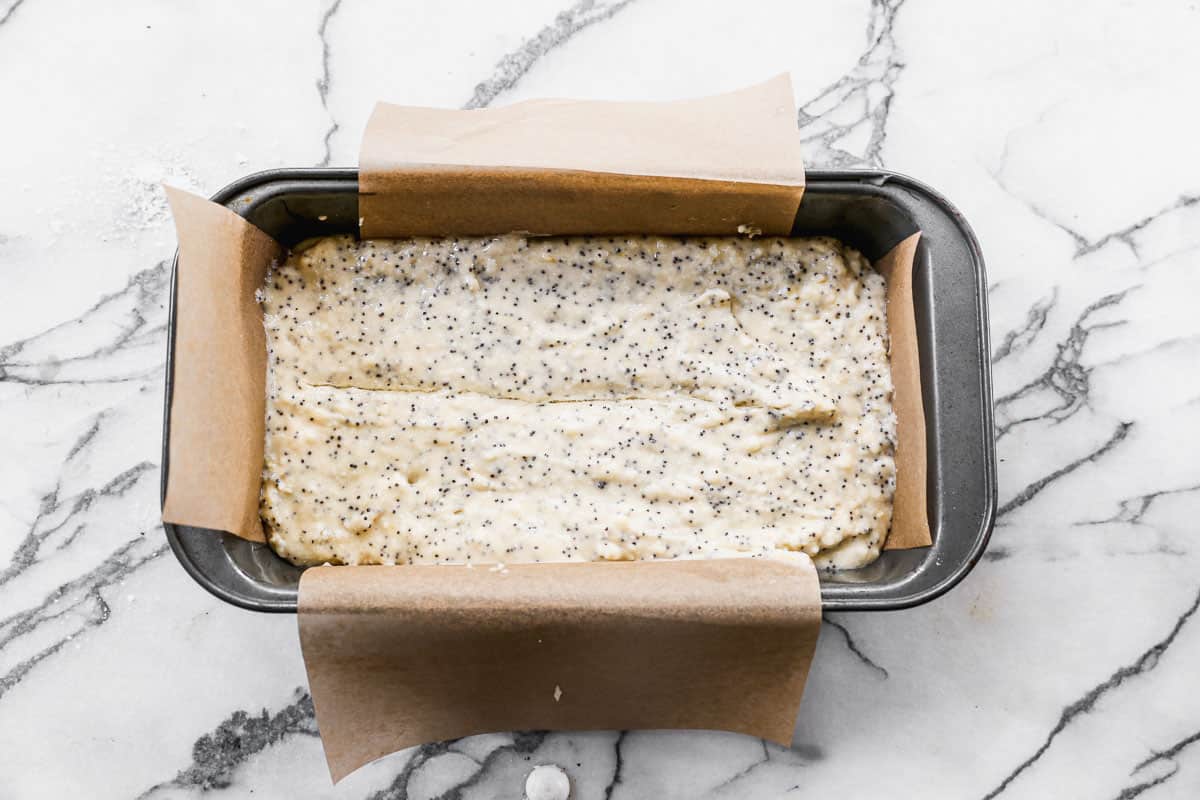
<box><xmin>161</xmin><ymin>168</ymin><xmax>996</xmax><ymax>612</ymax></box>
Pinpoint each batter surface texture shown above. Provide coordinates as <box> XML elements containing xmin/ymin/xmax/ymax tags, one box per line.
<box><xmin>260</xmin><ymin>234</ymin><xmax>896</xmax><ymax>570</ymax></box>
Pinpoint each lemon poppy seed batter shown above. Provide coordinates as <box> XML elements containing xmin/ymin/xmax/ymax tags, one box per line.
<box><xmin>260</xmin><ymin>234</ymin><xmax>896</xmax><ymax>570</ymax></box>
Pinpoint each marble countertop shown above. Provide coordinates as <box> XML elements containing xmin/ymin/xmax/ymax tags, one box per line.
<box><xmin>3</xmin><ymin>0</ymin><xmax>1199</xmax><ymax>797</ymax></box>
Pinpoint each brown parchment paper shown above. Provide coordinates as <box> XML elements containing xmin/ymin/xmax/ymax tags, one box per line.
<box><xmin>359</xmin><ymin>74</ymin><xmax>805</xmax><ymax>237</ymax></box>
<box><xmin>161</xmin><ymin>186</ymin><xmax>281</xmax><ymax>541</ymax></box>
<box><xmin>162</xmin><ymin>77</ymin><xmax>930</xmax><ymax>782</ymax></box>
<box><xmin>877</xmin><ymin>234</ymin><xmax>931</xmax><ymax>548</ymax></box>
<box><xmin>300</xmin><ymin>558</ymin><xmax>820</xmax><ymax>782</ymax></box>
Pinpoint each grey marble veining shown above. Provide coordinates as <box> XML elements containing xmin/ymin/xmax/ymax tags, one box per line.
<box><xmin>2</xmin><ymin>0</ymin><xmax>1199</xmax><ymax>797</ymax></box>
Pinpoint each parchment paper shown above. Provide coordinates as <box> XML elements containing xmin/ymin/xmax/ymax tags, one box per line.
<box><xmin>161</xmin><ymin>76</ymin><xmax>930</xmax><ymax>782</ymax></box>
<box><xmin>359</xmin><ymin>75</ymin><xmax>805</xmax><ymax>237</ymax></box>
<box><xmin>877</xmin><ymin>233</ymin><xmax>931</xmax><ymax>548</ymax></box>
<box><xmin>300</xmin><ymin>558</ymin><xmax>820</xmax><ymax>782</ymax></box>
<box><xmin>161</xmin><ymin>186</ymin><xmax>281</xmax><ymax>541</ymax></box>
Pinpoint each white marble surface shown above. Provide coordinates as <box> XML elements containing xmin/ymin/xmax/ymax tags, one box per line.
<box><xmin>2</xmin><ymin>0</ymin><xmax>1199</xmax><ymax>796</ymax></box>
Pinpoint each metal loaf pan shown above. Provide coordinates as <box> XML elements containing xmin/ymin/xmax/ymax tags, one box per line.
<box><xmin>161</xmin><ymin>169</ymin><xmax>996</xmax><ymax>612</ymax></box>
